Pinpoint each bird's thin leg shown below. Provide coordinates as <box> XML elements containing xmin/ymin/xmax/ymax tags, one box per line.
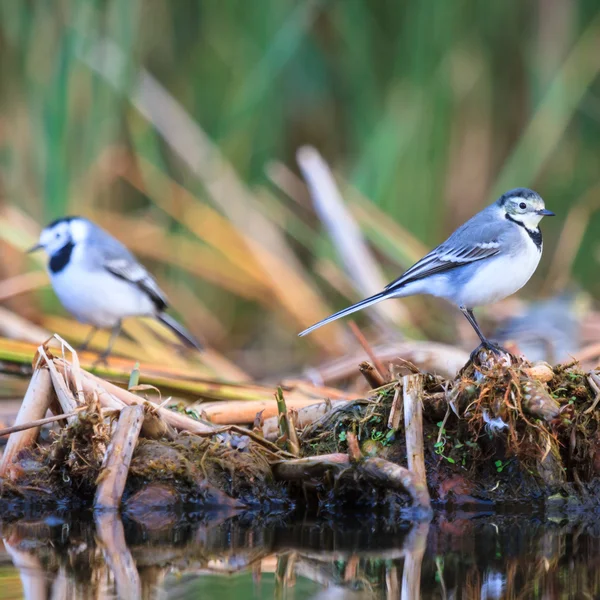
<box><xmin>79</xmin><ymin>327</ymin><xmax>98</xmax><ymax>352</ymax></box>
<box><xmin>459</xmin><ymin>306</ymin><xmax>504</xmax><ymax>356</ymax></box>
<box><xmin>96</xmin><ymin>321</ymin><xmax>122</xmax><ymax>365</ymax></box>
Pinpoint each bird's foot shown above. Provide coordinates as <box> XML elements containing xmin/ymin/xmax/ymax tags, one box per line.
<box><xmin>92</xmin><ymin>352</ymin><xmax>111</xmax><ymax>368</ymax></box>
<box><xmin>469</xmin><ymin>341</ymin><xmax>510</xmax><ymax>363</ymax></box>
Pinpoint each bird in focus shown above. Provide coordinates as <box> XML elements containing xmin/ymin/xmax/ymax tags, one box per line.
<box><xmin>28</xmin><ymin>216</ymin><xmax>203</xmax><ymax>361</ymax></box>
<box><xmin>299</xmin><ymin>188</ymin><xmax>555</xmax><ymax>354</ymax></box>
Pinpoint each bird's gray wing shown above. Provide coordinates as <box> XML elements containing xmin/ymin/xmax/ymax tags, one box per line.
<box><xmin>385</xmin><ymin>240</ymin><xmax>501</xmax><ymax>290</ymax></box>
<box><xmin>82</xmin><ymin>222</ymin><xmax>169</xmax><ymax>311</ymax></box>
<box><xmin>385</xmin><ymin>209</ymin><xmax>505</xmax><ymax>291</ymax></box>
<box><xmin>103</xmin><ymin>256</ymin><xmax>168</xmax><ymax>311</ymax></box>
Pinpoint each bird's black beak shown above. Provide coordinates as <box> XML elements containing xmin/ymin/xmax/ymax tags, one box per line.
<box><xmin>26</xmin><ymin>243</ymin><xmax>43</xmax><ymax>253</ymax></box>
<box><xmin>537</xmin><ymin>208</ymin><xmax>555</xmax><ymax>216</ymax></box>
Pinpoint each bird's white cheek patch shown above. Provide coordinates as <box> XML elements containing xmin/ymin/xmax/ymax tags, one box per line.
<box><xmin>518</xmin><ymin>213</ymin><xmax>543</xmax><ymax>230</ymax></box>
<box><xmin>69</xmin><ymin>220</ymin><xmax>89</xmax><ymax>243</ymax></box>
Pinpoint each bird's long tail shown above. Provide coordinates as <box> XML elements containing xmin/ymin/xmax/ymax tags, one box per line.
<box><xmin>157</xmin><ymin>312</ymin><xmax>203</xmax><ymax>351</ymax></box>
<box><xmin>298</xmin><ymin>290</ymin><xmax>389</xmax><ymax>337</ymax></box>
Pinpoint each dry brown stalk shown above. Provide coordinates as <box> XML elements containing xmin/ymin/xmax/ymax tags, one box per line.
<box><xmin>403</xmin><ymin>374</ymin><xmax>430</xmax><ymax>509</ymax></box>
<box><xmin>359</xmin><ymin>457</ymin><xmax>429</xmax><ymax>508</ymax></box>
<box><xmin>308</xmin><ymin>341</ymin><xmax>469</xmax><ymax>383</ymax></box>
<box><xmin>56</xmin><ymin>360</ymin><xmax>215</xmax><ymax>434</ymax></box>
<box><xmin>0</xmin><ymin>367</ymin><xmax>55</xmax><ymax>478</ymax></box>
<box><xmin>387</xmin><ymin>383</ymin><xmax>404</xmax><ymax>430</ymax></box>
<box><xmin>359</xmin><ymin>361</ymin><xmax>386</xmax><ymax>389</ymax></box>
<box><xmin>198</xmin><ymin>398</ymin><xmax>343</xmax><ymax>424</ymax></box>
<box><xmin>272</xmin><ymin>453</ymin><xmax>350</xmax><ymax>481</ymax></box>
<box><xmin>346</xmin><ymin>431</ymin><xmax>362</xmax><ymax>462</ymax></box>
<box><xmin>262</xmin><ymin>400</ymin><xmax>346</xmax><ymax>441</ymax></box>
<box><xmin>286</xmin><ymin>410</ymin><xmax>301</xmax><ymax>457</ymax></box>
<box><xmin>349</xmin><ymin>321</ymin><xmax>389</xmax><ymax>380</ymax></box>
<box><xmin>38</xmin><ymin>346</ymin><xmax>80</xmax><ymax>421</ymax></box>
<box><xmin>95</xmin><ymin>405</ymin><xmax>144</xmax><ymax>510</ymax></box>
<box><xmin>0</xmin><ymin>407</ymin><xmax>84</xmax><ymax>438</ymax></box>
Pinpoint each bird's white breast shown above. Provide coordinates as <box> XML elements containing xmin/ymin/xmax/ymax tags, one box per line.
<box><xmin>49</xmin><ymin>244</ymin><xmax>156</xmax><ymax>327</ymax></box>
<box><xmin>455</xmin><ymin>233</ymin><xmax>541</xmax><ymax>307</ymax></box>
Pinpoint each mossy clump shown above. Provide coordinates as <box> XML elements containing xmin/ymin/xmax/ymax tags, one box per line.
<box><xmin>298</xmin><ymin>354</ymin><xmax>600</xmax><ymax>506</ymax></box>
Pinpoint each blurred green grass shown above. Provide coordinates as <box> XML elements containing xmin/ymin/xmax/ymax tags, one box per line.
<box><xmin>0</xmin><ymin>0</ymin><xmax>599</xmax><ymax>377</ymax></box>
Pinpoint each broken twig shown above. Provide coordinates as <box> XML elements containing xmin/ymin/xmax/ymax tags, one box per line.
<box><xmin>94</xmin><ymin>405</ymin><xmax>144</xmax><ymax>510</ymax></box>
<box><xmin>359</xmin><ymin>361</ymin><xmax>386</xmax><ymax>389</ymax></box>
<box><xmin>0</xmin><ymin>368</ymin><xmax>55</xmax><ymax>478</ymax></box>
<box><xmin>403</xmin><ymin>374</ymin><xmax>430</xmax><ymax>509</ymax></box>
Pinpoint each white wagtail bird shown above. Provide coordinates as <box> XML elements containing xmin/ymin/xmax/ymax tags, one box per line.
<box><xmin>28</xmin><ymin>217</ymin><xmax>203</xmax><ymax>361</ymax></box>
<box><xmin>299</xmin><ymin>188</ymin><xmax>555</xmax><ymax>354</ymax></box>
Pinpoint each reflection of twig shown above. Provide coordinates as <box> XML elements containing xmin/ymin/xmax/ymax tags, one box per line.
<box><xmin>95</xmin><ymin>512</ymin><xmax>141</xmax><ymax>599</ymax></box>
<box><xmin>3</xmin><ymin>536</ymin><xmax>48</xmax><ymax>600</ymax></box>
<box><xmin>401</xmin><ymin>522</ymin><xmax>429</xmax><ymax>600</ymax></box>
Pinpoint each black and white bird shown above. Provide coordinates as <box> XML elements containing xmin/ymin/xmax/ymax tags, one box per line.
<box><xmin>28</xmin><ymin>216</ymin><xmax>202</xmax><ymax>360</ymax></box>
<box><xmin>299</xmin><ymin>188</ymin><xmax>555</xmax><ymax>353</ymax></box>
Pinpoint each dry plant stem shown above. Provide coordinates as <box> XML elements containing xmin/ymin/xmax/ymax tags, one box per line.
<box><xmin>272</xmin><ymin>453</ymin><xmax>350</xmax><ymax>481</ymax></box>
<box><xmin>57</xmin><ymin>360</ymin><xmax>215</xmax><ymax>434</ymax></box>
<box><xmin>95</xmin><ymin>405</ymin><xmax>144</xmax><ymax>510</ymax></box>
<box><xmin>95</xmin><ymin>511</ymin><xmax>141</xmax><ymax>599</ymax></box>
<box><xmin>286</xmin><ymin>411</ymin><xmax>301</xmax><ymax>457</ymax></box>
<box><xmin>0</xmin><ymin>407</ymin><xmax>84</xmax><ymax>438</ymax></box>
<box><xmin>584</xmin><ymin>372</ymin><xmax>600</xmax><ymax>414</ymax></box>
<box><xmin>296</xmin><ymin>146</ymin><xmax>410</xmax><ymax>329</ymax></box>
<box><xmin>346</xmin><ymin>431</ymin><xmax>362</xmax><ymax>462</ymax></box>
<box><xmin>262</xmin><ymin>400</ymin><xmax>346</xmax><ymax>441</ymax></box>
<box><xmin>276</xmin><ymin>387</ymin><xmax>289</xmax><ymax>439</ymax></box>
<box><xmin>349</xmin><ymin>321</ymin><xmax>389</xmax><ymax>380</ymax></box>
<box><xmin>403</xmin><ymin>374</ymin><xmax>430</xmax><ymax>509</ymax></box>
<box><xmin>39</xmin><ymin>347</ymin><xmax>80</xmax><ymax>422</ymax></box>
<box><xmin>387</xmin><ymin>383</ymin><xmax>403</xmax><ymax>430</ymax></box>
<box><xmin>359</xmin><ymin>361</ymin><xmax>386</xmax><ymax>389</ymax></box>
<box><xmin>0</xmin><ymin>368</ymin><xmax>54</xmax><ymax>478</ymax></box>
<box><xmin>197</xmin><ymin>398</ymin><xmax>345</xmax><ymax>424</ymax></box>
<box><xmin>309</xmin><ymin>341</ymin><xmax>470</xmax><ymax>383</ymax></box>
<box><xmin>359</xmin><ymin>458</ymin><xmax>429</xmax><ymax>507</ymax></box>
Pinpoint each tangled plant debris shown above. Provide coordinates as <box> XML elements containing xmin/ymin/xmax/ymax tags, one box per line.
<box><xmin>0</xmin><ymin>339</ymin><xmax>600</xmax><ymax>516</ymax></box>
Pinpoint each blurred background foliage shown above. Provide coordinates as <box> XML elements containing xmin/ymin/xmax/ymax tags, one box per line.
<box><xmin>0</xmin><ymin>0</ymin><xmax>599</xmax><ymax>379</ymax></box>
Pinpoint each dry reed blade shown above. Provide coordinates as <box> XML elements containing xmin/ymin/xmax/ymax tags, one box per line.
<box><xmin>80</xmin><ymin>38</ymin><xmax>346</xmax><ymax>354</ymax></box>
<box><xmin>297</xmin><ymin>145</ymin><xmax>412</xmax><ymax>329</ymax></box>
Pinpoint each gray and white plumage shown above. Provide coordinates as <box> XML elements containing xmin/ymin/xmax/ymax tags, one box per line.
<box><xmin>299</xmin><ymin>188</ymin><xmax>555</xmax><ymax>350</ymax></box>
<box><xmin>29</xmin><ymin>216</ymin><xmax>202</xmax><ymax>358</ymax></box>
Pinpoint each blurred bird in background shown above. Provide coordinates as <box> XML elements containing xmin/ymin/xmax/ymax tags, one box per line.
<box><xmin>28</xmin><ymin>216</ymin><xmax>203</xmax><ymax>361</ymax></box>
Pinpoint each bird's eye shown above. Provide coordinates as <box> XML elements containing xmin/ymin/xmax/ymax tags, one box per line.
<box><xmin>519</xmin><ymin>202</ymin><xmax>527</xmax><ymax>210</ymax></box>
<box><xmin>55</xmin><ymin>232</ymin><xmax>60</xmax><ymax>238</ymax></box>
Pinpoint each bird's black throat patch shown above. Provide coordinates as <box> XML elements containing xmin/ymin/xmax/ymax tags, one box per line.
<box><xmin>505</xmin><ymin>213</ymin><xmax>542</xmax><ymax>250</ymax></box>
<box><xmin>49</xmin><ymin>241</ymin><xmax>74</xmax><ymax>273</ymax></box>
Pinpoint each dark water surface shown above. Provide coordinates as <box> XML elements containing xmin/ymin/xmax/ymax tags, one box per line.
<box><xmin>0</xmin><ymin>507</ymin><xmax>599</xmax><ymax>599</ymax></box>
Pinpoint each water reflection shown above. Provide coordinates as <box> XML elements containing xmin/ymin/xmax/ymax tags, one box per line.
<box><xmin>1</xmin><ymin>509</ymin><xmax>600</xmax><ymax>599</ymax></box>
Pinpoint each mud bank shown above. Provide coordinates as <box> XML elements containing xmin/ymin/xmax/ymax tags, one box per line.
<box><xmin>1</xmin><ymin>343</ymin><xmax>599</xmax><ymax>514</ymax></box>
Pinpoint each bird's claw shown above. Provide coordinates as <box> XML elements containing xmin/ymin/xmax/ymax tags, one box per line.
<box><xmin>92</xmin><ymin>353</ymin><xmax>110</xmax><ymax>368</ymax></box>
<box><xmin>469</xmin><ymin>341</ymin><xmax>509</xmax><ymax>363</ymax></box>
